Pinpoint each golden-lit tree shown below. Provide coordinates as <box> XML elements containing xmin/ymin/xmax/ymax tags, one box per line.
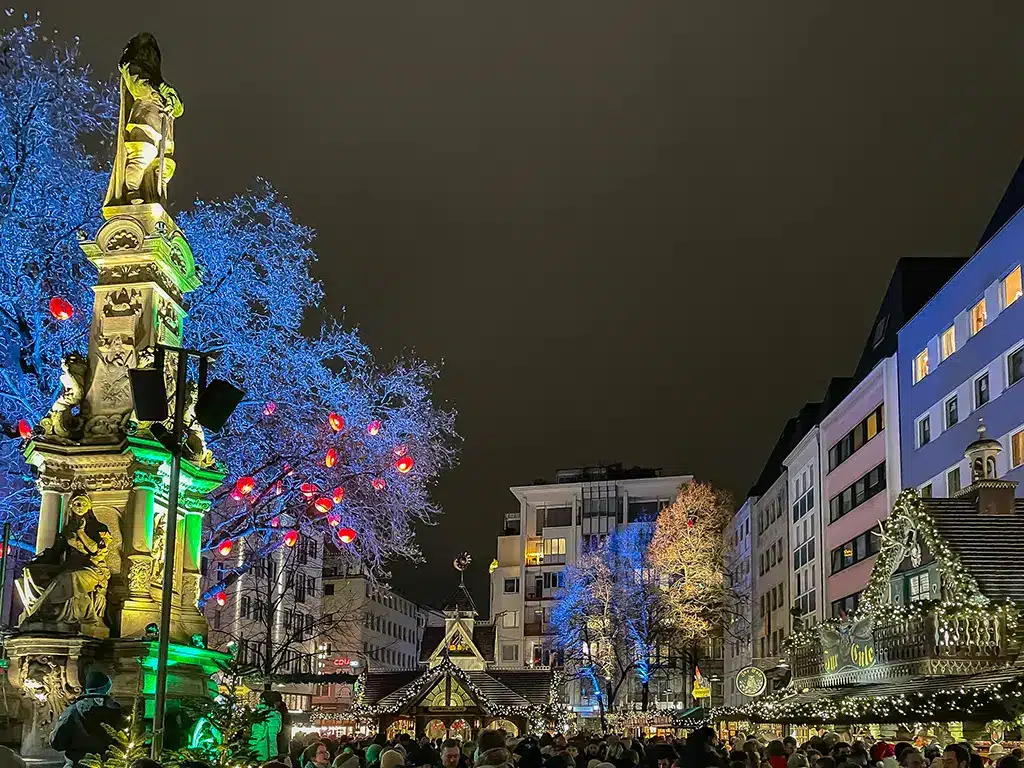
<box><xmin>650</xmin><ymin>481</ymin><xmax>735</xmax><ymax>641</ymax></box>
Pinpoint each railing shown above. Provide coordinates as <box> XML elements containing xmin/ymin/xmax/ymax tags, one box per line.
<box><xmin>789</xmin><ymin>604</ymin><xmax>1015</xmax><ymax>683</ymax></box>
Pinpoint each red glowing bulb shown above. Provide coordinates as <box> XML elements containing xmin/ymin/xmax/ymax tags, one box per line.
<box><xmin>270</xmin><ymin>516</ymin><xmax>280</xmax><ymax>528</ymax></box>
<box><xmin>329</xmin><ymin>412</ymin><xmax>345</xmax><ymax>432</ymax></box>
<box><xmin>395</xmin><ymin>455</ymin><xmax>414</xmax><ymax>474</ymax></box>
<box><xmin>217</xmin><ymin>539</ymin><xmax>233</xmax><ymax>557</ymax></box>
<box><xmin>48</xmin><ymin>297</ymin><xmax>73</xmax><ymax>321</ymax></box>
<box><xmin>686</xmin><ymin>518</ymin><xmax>694</xmax><ymax>528</ymax></box>
<box><xmin>215</xmin><ymin>590</ymin><xmax>227</xmax><ymax>607</ymax></box>
<box><xmin>300</xmin><ymin>482</ymin><xmax>318</xmax><ymax>499</ymax></box>
<box><xmin>333</xmin><ymin>487</ymin><xmax>345</xmax><ymax>504</ymax></box>
<box><xmin>328</xmin><ymin>513</ymin><xmax>341</xmax><ymax>527</ymax></box>
<box><xmin>314</xmin><ymin>497</ymin><xmax>333</xmax><ymax>514</ymax></box>
<box><xmin>17</xmin><ymin>419</ymin><xmax>32</xmax><ymax>440</ymax></box>
<box><xmin>274</xmin><ymin>481</ymin><xmax>283</xmax><ymax>496</ymax></box>
<box><xmin>393</xmin><ymin>444</ymin><xmax>408</xmax><ymax>458</ymax></box>
<box><xmin>325</xmin><ymin>448</ymin><xmax>338</xmax><ymax>468</ymax></box>
<box><xmin>366</xmin><ymin>420</ymin><xmax>382</xmax><ymax>436</ymax></box>
<box><xmin>235</xmin><ymin>476</ymin><xmax>255</xmax><ymax>496</ymax></box>
<box><xmin>263</xmin><ymin>401</ymin><xmax>276</xmax><ymax>416</ymax></box>
<box><xmin>284</xmin><ymin>530</ymin><xmax>299</xmax><ymax>547</ymax></box>
<box><xmin>230</xmin><ymin>488</ymin><xmax>243</xmax><ymax>501</ymax></box>
<box><xmin>371</xmin><ymin>477</ymin><xmax>386</xmax><ymax>491</ymax></box>
<box><xmin>337</xmin><ymin>527</ymin><xmax>357</xmax><ymax>544</ymax></box>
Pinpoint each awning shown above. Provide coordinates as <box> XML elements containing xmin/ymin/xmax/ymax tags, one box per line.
<box><xmin>726</xmin><ymin>666</ymin><xmax>1024</xmax><ymax>725</ymax></box>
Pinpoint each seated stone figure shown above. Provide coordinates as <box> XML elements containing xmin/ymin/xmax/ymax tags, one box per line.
<box><xmin>18</xmin><ymin>493</ymin><xmax>112</xmax><ymax>637</ymax></box>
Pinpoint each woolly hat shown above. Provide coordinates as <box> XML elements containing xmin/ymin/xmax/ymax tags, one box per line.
<box><xmin>84</xmin><ymin>669</ymin><xmax>111</xmax><ymax>694</ymax></box>
<box><xmin>381</xmin><ymin>749</ymin><xmax>406</xmax><ymax>768</ymax></box>
<box><xmin>366</xmin><ymin>745</ymin><xmax>384</xmax><ymax>764</ymax></box>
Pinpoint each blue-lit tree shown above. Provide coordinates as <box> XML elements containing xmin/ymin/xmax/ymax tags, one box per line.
<box><xmin>0</xmin><ymin>22</ymin><xmax>459</xmax><ymax>581</ymax></box>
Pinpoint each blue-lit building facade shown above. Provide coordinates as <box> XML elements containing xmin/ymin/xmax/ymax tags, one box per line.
<box><xmin>898</xmin><ymin>195</ymin><xmax>1024</xmax><ymax>496</ymax></box>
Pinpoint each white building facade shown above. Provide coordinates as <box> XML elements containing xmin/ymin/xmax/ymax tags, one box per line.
<box><xmin>723</xmin><ymin>497</ymin><xmax>754</xmax><ymax>707</ymax></box>
<box><xmin>489</xmin><ymin>465</ymin><xmax>692</xmax><ymax>714</ymax></box>
<box><xmin>784</xmin><ymin>427</ymin><xmax>823</xmax><ymax>628</ymax></box>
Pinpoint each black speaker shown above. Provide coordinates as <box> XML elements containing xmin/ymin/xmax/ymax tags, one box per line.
<box><xmin>195</xmin><ymin>379</ymin><xmax>245</xmax><ymax>432</ymax></box>
<box><xmin>129</xmin><ymin>368</ymin><xmax>169</xmax><ymax>422</ymax></box>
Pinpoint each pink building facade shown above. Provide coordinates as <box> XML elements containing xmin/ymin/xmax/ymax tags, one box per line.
<box><xmin>821</xmin><ymin>357</ymin><xmax>902</xmax><ymax>616</ymax></box>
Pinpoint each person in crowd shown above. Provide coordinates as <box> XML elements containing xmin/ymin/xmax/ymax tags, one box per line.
<box><xmin>49</xmin><ymin>670</ymin><xmax>125</xmax><ymax>768</ymax></box>
<box><xmin>302</xmin><ymin>743</ymin><xmax>332</xmax><ymax>768</ymax></box>
<box><xmin>900</xmin><ymin>749</ymin><xmax>925</xmax><ymax>768</ymax></box>
<box><xmin>787</xmin><ymin>754</ymin><xmax>809</xmax><ymax>768</ymax></box>
<box><xmin>250</xmin><ymin>691</ymin><xmax>285</xmax><ymax>763</ymax></box>
<box><xmin>443</xmin><ymin>739</ymin><xmax>470</xmax><ymax>768</ymax></box>
<box><xmin>783</xmin><ymin>739</ymin><xmax>797</xmax><ymax>758</ymax></box>
<box><xmin>766</xmin><ymin>741</ymin><xmax>788</xmax><ymax>768</ymax></box>
<box><xmin>945</xmin><ymin>745</ymin><xmax>971</xmax><ymax>768</ymax></box>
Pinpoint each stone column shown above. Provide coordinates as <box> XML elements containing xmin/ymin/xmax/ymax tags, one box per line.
<box><xmin>125</xmin><ymin>482</ymin><xmax>155</xmax><ymax>598</ymax></box>
<box><xmin>35</xmin><ymin>490</ymin><xmax>62</xmax><ymax>554</ymax></box>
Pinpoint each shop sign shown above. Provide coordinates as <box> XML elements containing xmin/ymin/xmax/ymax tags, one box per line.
<box><xmin>735</xmin><ymin>666</ymin><xmax>767</xmax><ymax>697</ymax></box>
<box><xmin>821</xmin><ymin>617</ymin><xmax>875</xmax><ymax>674</ymax></box>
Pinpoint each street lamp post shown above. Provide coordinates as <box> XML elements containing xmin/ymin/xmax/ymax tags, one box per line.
<box><xmin>130</xmin><ymin>345</ymin><xmax>242</xmax><ymax>758</ymax></box>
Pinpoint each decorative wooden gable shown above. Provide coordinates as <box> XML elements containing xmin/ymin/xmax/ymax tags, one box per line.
<box><xmin>419</xmin><ymin>673</ymin><xmax>477</xmax><ymax>710</ymax></box>
<box><xmin>428</xmin><ymin>619</ymin><xmax>487</xmax><ymax>670</ymax></box>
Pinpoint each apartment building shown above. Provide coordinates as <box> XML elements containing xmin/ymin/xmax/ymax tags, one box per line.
<box><xmin>784</xmin><ymin>427</ymin><xmax>822</xmax><ymax>629</ymax></box>
<box><xmin>899</xmin><ymin>178</ymin><xmax>1024</xmax><ymax>498</ymax></box>
<box><xmin>752</xmin><ymin>471</ymin><xmax>789</xmax><ymax>673</ymax></box>
<box><xmin>723</xmin><ymin>497</ymin><xmax>754</xmax><ymax>707</ymax></box>
<box><xmin>313</xmin><ymin>555</ymin><xmax>430</xmax><ymax>718</ymax></box>
<box><xmin>205</xmin><ymin>531</ymin><xmax>325</xmax><ymax>714</ymax></box>
<box><xmin>490</xmin><ymin>464</ymin><xmax>692</xmax><ymax>712</ymax></box>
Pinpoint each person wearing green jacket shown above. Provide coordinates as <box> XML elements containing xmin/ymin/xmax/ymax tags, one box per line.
<box><xmin>249</xmin><ymin>691</ymin><xmax>284</xmax><ymax>762</ymax></box>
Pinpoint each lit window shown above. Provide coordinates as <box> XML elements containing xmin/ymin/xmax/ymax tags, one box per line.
<box><xmin>1013</xmin><ymin>430</ymin><xmax>1024</xmax><ymax>469</ymax></box>
<box><xmin>908</xmin><ymin>571</ymin><xmax>930</xmax><ymax>602</ymax></box>
<box><xmin>946</xmin><ymin>467</ymin><xmax>961</xmax><ymax>496</ymax></box>
<box><xmin>918</xmin><ymin>415</ymin><xmax>931</xmax><ymax>447</ymax></box>
<box><xmin>1009</xmin><ymin>347</ymin><xmax>1024</xmax><ymax>388</ymax></box>
<box><xmin>914</xmin><ymin>349</ymin><xmax>929</xmax><ymax>383</ymax></box>
<box><xmin>971</xmin><ymin>299</ymin><xmax>987</xmax><ymax>336</ymax></box>
<box><xmin>1002</xmin><ymin>266</ymin><xmax>1022</xmax><ymax>309</ymax></box>
<box><xmin>975</xmin><ymin>373</ymin><xmax>990</xmax><ymax>409</ymax></box>
<box><xmin>940</xmin><ymin>326</ymin><xmax>956</xmax><ymax>361</ymax></box>
<box><xmin>945</xmin><ymin>396</ymin><xmax>958</xmax><ymax>429</ymax></box>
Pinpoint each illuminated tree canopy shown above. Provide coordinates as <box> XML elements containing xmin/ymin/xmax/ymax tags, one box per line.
<box><xmin>0</xmin><ymin>23</ymin><xmax>459</xmax><ymax>579</ymax></box>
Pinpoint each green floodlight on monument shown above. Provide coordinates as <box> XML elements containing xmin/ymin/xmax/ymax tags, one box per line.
<box><xmin>129</xmin><ymin>344</ymin><xmax>243</xmax><ymax>757</ymax></box>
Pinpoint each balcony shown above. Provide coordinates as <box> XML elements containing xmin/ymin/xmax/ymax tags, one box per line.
<box><xmin>524</xmin><ymin>622</ymin><xmax>552</xmax><ymax>637</ymax></box>
<box><xmin>790</xmin><ymin>603</ymin><xmax>1017</xmax><ymax>685</ymax></box>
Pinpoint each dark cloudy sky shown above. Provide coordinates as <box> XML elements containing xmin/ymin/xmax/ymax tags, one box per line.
<box><xmin>26</xmin><ymin>1</ymin><xmax>1024</xmax><ymax>609</ymax></box>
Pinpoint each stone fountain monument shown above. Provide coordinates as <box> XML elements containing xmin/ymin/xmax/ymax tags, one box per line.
<box><xmin>5</xmin><ymin>33</ymin><xmax>227</xmax><ymax>758</ymax></box>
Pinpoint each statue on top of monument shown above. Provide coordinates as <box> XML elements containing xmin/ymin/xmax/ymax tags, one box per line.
<box><xmin>103</xmin><ymin>33</ymin><xmax>183</xmax><ymax>207</ymax></box>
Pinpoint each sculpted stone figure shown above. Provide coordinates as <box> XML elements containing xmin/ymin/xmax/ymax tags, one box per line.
<box><xmin>17</xmin><ymin>493</ymin><xmax>112</xmax><ymax>636</ymax></box>
<box><xmin>103</xmin><ymin>33</ymin><xmax>183</xmax><ymax>207</ymax></box>
<box><xmin>38</xmin><ymin>353</ymin><xmax>87</xmax><ymax>440</ymax></box>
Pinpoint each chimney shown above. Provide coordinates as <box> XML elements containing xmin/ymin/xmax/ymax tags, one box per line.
<box><xmin>953</xmin><ymin>420</ymin><xmax>1018</xmax><ymax>515</ymax></box>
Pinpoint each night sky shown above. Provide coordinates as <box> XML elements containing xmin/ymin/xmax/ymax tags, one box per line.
<box><xmin>23</xmin><ymin>1</ymin><xmax>1024</xmax><ymax>609</ymax></box>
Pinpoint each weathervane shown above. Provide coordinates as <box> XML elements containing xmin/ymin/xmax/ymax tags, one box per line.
<box><xmin>453</xmin><ymin>552</ymin><xmax>472</xmax><ymax>584</ymax></box>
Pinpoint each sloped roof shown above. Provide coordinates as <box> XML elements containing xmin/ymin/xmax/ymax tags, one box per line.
<box><xmin>926</xmin><ymin>496</ymin><xmax>1024</xmax><ymax>605</ymax></box>
<box><xmin>362</xmin><ymin>670</ymin><xmax>422</xmax><ymax>706</ymax></box>
<box><xmin>487</xmin><ymin>670</ymin><xmax>553</xmax><ymax>705</ymax></box>
<box><xmin>419</xmin><ymin>623</ymin><xmax>496</xmax><ymax>663</ymax></box>
<box><xmin>978</xmin><ymin>156</ymin><xmax>1024</xmax><ymax>251</ymax></box>
<box><xmin>444</xmin><ymin>583</ymin><xmax>478</xmax><ymax>614</ymax></box>
<box><xmin>735</xmin><ymin>665</ymin><xmax>1024</xmax><ymax>724</ymax></box>
<box><xmin>360</xmin><ymin>660</ymin><xmax>552</xmax><ymax>714</ymax></box>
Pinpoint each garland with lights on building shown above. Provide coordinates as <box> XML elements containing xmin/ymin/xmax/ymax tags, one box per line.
<box><xmin>783</xmin><ymin>488</ymin><xmax>1018</xmax><ymax>656</ymax></box>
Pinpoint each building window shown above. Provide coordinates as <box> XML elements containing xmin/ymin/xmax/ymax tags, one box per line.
<box><xmin>541</xmin><ymin>538</ymin><xmax>567</xmax><ymax>564</ymax></box>
<box><xmin>1002</xmin><ymin>265</ymin><xmax>1022</xmax><ymax>309</ymax></box>
<box><xmin>945</xmin><ymin>395</ymin><xmax>958</xmax><ymax>429</ymax></box>
<box><xmin>920</xmin><ymin>483</ymin><xmax>933</xmax><ymax>498</ymax></box>
<box><xmin>503</xmin><ymin>578</ymin><xmax>520</xmax><ymax>594</ymax></box>
<box><xmin>830</xmin><ymin>531</ymin><xmax>880</xmax><ymax>574</ymax></box>
<box><xmin>1012</xmin><ymin>429</ymin><xmax>1024</xmax><ymax>469</ymax></box>
<box><xmin>975</xmin><ymin>372</ymin><xmax>991</xmax><ymax>409</ymax></box>
<box><xmin>918</xmin><ymin>415</ymin><xmax>931</xmax><ymax>448</ymax></box>
<box><xmin>946</xmin><ymin>467</ymin><xmax>961</xmax><ymax>496</ymax></box>
<box><xmin>501</xmin><ymin>644</ymin><xmax>519</xmax><ymax>663</ymax></box>
<box><xmin>971</xmin><ymin>299</ymin><xmax>987</xmax><ymax>336</ymax></box>
<box><xmin>828</xmin><ymin>462</ymin><xmax>886</xmax><ymax>523</ymax></box>
<box><xmin>914</xmin><ymin>349</ymin><xmax>929</xmax><ymax>383</ymax></box>
<box><xmin>827</xmin><ymin>405</ymin><xmax>884</xmax><ymax>471</ymax></box>
<box><xmin>831</xmin><ymin>592</ymin><xmax>861</xmax><ymax>618</ymax></box>
<box><xmin>502</xmin><ymin>610</ymin><xmax>520</xmax><ymax>628</ymax></box>
<box><xmin>940</xmin><ymin>326</ymin><xmax>956</xmax><ymax>361</ymax></box>
<box><xmin>872</xmin><ymin>315</ymin><xmax>889</xmax><ymax>348</ymax></box>
<box><xmin>1009</xmin><ymin>347</ymin><xmax>1024</xmax><ymax>388</ymax></box>
<box><xmin>323</xmin><ymin>583</ymin><xmax>335</xmax><ymax>596</ymax></box>
<box><xmin>907</xmin><ymin>571</ymin><xmax>930</xmax><ymax>602</ymax></box>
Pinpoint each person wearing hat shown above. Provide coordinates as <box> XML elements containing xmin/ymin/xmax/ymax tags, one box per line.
<box><xmin>988</xmin><ymin>745</ymin><xmax>1008</xmax><ymax>764</ymax></box>
<box><xmin>49</xmin><ymin>669</ymin><xmax>124</xmax><ymax>768</ymax></box>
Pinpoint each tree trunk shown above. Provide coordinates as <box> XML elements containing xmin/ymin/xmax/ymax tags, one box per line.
<box><xmin>597</xmin><ymin>684</ymin><xmax>607</xmax><ymax>732</ymax></box>
<box><xmin>641</xmin><ymin>680</ymin><xmax>649</xmax><ymax>712</ymax></box>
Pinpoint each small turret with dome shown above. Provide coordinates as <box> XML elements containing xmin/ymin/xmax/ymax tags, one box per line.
<box><xmin>954</xmin><ymin>419</ymin><xmax>1018</xmax><ymax>515</ymax></box>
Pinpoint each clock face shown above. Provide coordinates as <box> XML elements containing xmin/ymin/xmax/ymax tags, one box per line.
<box><xmin>736</xmin><ymin>666</ymin><xmax>768</xmax><ymax>697</ymax></box>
